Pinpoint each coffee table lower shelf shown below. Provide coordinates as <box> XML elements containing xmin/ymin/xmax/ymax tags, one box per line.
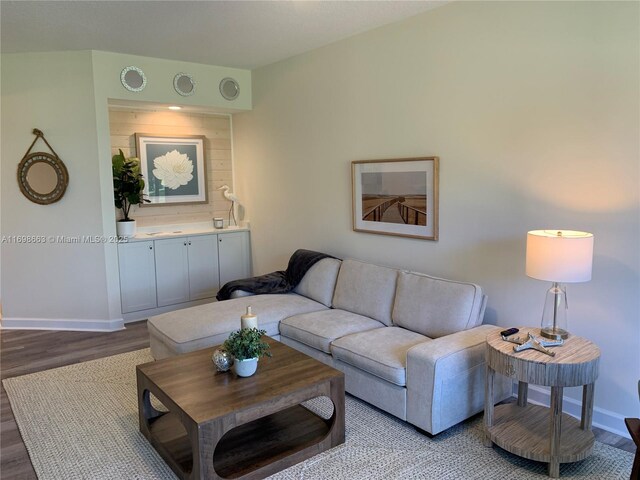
<box><xmin>486</xmin><ymin>403</ymin><xmax>595</xmax><ymax>463</ymax></box>
<box><xmin>147</xmin><ymin>404</ymin><xmax>332</xmax><ymax>479</ymax></box>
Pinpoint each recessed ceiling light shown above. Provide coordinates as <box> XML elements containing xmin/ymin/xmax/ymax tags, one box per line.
<box><xmin>168</xmin><ymin>106</ymin><xmax>182</xmax><ymax>110</ymax></box>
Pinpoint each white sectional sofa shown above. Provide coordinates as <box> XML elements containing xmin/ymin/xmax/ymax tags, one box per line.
<box><xmin>148</xmin><ymin>256</ymin><xmax>511</xmax><ymax>435</ymax></box>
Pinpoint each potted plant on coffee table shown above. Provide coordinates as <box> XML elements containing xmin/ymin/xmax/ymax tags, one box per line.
<box><xmin>223</xmin><ymin>328</ymin><xmax>271</xmax><ymax>377</ymax></box>
<box><xmin>112</xmin><ymin>149</ymin><xmax>149</xmax><ymax>238</ymax></box>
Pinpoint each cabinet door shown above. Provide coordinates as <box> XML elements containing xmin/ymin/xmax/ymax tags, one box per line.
<box><xmin>118</xmin><ymin>241</ymin><xmax>157</xmax><ymax>313</ymax></box>
<box><xmin>188</xmin><ymin>235</ymin><xmax>220</xmax><ymax>300</ymax></box>
<box><xmin>218</xmin><ymin>231</ymin><xmax>251</xmax><ymax>287</ymax></box>
<box><xmin>155</xmin><ymin>237</ymin><xmax>190</xmax><ymax>307</ymax></box>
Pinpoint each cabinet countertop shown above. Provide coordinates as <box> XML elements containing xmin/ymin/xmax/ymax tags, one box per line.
<box><xmin>122</xmin><ymin>225</ymin><xmax>249</xmax><ymax>243</ymax></box>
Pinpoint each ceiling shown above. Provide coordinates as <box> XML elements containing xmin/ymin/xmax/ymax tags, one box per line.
<box><xmin>1</xmin><ymin>1</ymin><xmax>446</xmax><ymax>70</ymax></box>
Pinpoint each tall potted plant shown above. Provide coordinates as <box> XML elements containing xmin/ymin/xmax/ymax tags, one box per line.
<box><xmin>112</xmin><ymin>149</ymin><xmax>148</xmax><ymax>238</ymax></box>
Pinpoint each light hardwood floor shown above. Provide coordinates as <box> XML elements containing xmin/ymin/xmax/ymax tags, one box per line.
<box><xmin>0</xmin><ymin>322</ymin><xmax>635</xmax><ymax>479</ymax></box>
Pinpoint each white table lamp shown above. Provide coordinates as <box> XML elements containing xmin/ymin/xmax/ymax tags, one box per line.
<box><xmin>525</xmin><ymin>230</ymin><xmax>594</xmax><ymax>340</ymax></box>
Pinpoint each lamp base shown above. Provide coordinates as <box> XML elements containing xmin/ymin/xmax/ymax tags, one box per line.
<box><xmin>540</xmin><ymin>327</ymin><xmax>569</xmax><ymax>340</ymax></box>
<box><xmin>540</xmin><ymin>282</ymin><xmax>569</xmax><ymax>341</ymax></box>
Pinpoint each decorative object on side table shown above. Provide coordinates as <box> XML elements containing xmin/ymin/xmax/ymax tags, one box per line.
<box><xmin>525</xmin><ymin>230</ymin><xmax>594</xmax><ymax>340</ymax></box>
<box><xmin>212</xmin><ymin>349</ymin><xmax>233</xmax><ymax>372</ymax></box>
<box><xmin>222</xmin><ymin>328</ymin><xmax>271</xmax><ymax>378</ymax></box>
<box><xmin>485</xmin><ymin>326</ymin><xmax>600</xmax><ymax>478</ymax></box>
<box><xmin>502</xmin><ymin>331</ymin><xmax>564</xmax><ymax>356</ymax></box>
<box><xmin>213</xmin><ymin>217</ymin><xmax>224</xmax><ymax>229</ymax></box>
<box><xmin>112</xmin><ymin>149</ymin><xmax>149</xmax><ymax>238</ymax></box>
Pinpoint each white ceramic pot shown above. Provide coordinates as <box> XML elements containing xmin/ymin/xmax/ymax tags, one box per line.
<box><xmin>233</xmin><ymin>357</ymin><xmax>258</xmax><ymax>377</ymax></box>
<box><xmin>116</xmin><ymin>219</ymin><xmax>137</xmax><ymax>238</ymax></box>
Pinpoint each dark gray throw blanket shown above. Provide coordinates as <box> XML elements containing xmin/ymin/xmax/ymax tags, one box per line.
<box><xmin>216</xmin><ymin>249</ymin><xmax>335</xmax><ymax>301</ymax></box>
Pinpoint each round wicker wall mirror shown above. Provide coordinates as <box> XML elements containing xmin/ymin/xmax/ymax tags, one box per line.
<box><xmin>17</xmin><ymin>152</ymin><xmax>69</xmax><ymax>204</ymax></box>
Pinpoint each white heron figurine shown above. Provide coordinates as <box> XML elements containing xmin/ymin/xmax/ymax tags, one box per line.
<box><xmin>218</xmin><ymin>185</ymin><xmax>241</xmax><ymax>226</ymax></box>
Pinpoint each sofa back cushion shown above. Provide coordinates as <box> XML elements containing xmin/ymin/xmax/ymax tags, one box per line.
<box><xmin>293</xmin><ymin>258</ymin><xmax>342</xmax><ymax>307</ymax></box>
<box><xmin>332</xmin><ymin>259</ymin><xmax>398</xmax><ymax>326</ymax></box>
<box><xmin>392</xmin><ymin>271</ymin><xmax>486</xmax><ymax>338</ymax></box>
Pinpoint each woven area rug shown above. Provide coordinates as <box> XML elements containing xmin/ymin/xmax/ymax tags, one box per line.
<box><xmin>3</xmin><ymin>349</ymin><xmax>633</xmax><ymax>479</ymax></box>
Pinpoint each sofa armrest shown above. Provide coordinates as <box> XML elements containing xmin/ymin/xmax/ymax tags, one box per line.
<box><xmin>405</xmin><ymin>325</ymin><xmax>511</xmax><ymax>434</ymax></box>
<box><xmin>408</xmin><ymin>324</ymin><xmax>498</xmax><ymax>369</ymax></box>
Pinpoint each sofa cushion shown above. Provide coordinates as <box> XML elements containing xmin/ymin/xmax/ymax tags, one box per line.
<box><xmin>331</xmin><ymin>327</ymin><xmax>430</xmax><ymax>386</ymax></box>
<box><xmin>293</xmin><ymin>258</ymin><xmax>342</xmax><ymax>307</ymax></box>
<box><xmin>331</xmin><ymin>259</ymin><xmax>398</xmax><ymax>326</ymax></box>
<box><xmin>392</xmin><ymin>271</ymin><xmax>486</xmax><ymax>338</ymax></box>
<box><xmin>280</xmin><ymin>309</ymin><xmax>385</xmax><ymax>354</ymax></box>
<box><xmin>148</xmin><ymin>293</ymin><xmax>327</xmax><ymax>356</ymax></box>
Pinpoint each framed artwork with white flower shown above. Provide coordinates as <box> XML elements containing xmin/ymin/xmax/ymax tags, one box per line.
<box><xmin>135</xmin><ymin>134</ymin><xmax>208</xmax><ymax>205</ymax></box>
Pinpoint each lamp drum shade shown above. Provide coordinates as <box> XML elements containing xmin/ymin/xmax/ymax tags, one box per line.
<box><xmin>526</xmin><ymin>230</ymin><xmax>594</xmax><ymax>283</ymax></box>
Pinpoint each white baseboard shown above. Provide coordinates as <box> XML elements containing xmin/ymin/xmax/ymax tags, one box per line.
<box><xmin>512</xmin><ymin>383</ymin><xmax>631</xmax><ymax>439</ymax></box>
<box><xmin>122</xmin><ymin>297</ymin><xmax>216</xmax><ymax>323</ymax></box>
<box><xmin>0</xmin><ymin>317</ymin><xmax>125</xmax><ymax>332</ymax></box>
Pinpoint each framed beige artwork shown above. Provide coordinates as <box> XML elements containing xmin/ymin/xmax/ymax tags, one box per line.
<box><xmin>352</xmin><ymin>157</ymin><xmax>439</xmax><ymax>241</ymax></box>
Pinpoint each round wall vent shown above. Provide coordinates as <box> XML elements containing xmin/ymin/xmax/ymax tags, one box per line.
<box><xmin>174</xmin><ymin>73</ymin><xmax>196</xmax><ymax>96</ymax></box>
<box><xmin>219</xmin><ymin>77</ymin><xmax>240</xmax><ymax>101</ymax></box>
<box><xmin>120</xmin><ymin>66</ymin><xmax>147</xmax><ymax>92</ymax></box>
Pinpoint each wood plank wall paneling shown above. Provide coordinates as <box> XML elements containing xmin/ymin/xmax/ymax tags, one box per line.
<box><xmin>108</xmin><ymin>109</ymin><xmax>234</xmax><ymax>227</ymax></box>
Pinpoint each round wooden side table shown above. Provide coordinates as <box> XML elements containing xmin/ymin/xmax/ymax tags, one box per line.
<box><xmin>484</xmin><ymin>327</ymin><xmax>600</xmax><ymax>478</ymax></box>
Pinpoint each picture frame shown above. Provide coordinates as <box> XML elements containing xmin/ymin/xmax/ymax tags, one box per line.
<box><xmin>352</xmin><ymin>157</ymin><xmax>439</xmax><ymax>241</ymax></box>
<box><xmin>135</xmin><ymin>133</ymin><xmax>208</xmax><ymax>205</ymax></box>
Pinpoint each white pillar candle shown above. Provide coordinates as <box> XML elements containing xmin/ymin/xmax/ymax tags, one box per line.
<box><xmin>241</xmin><ymin>306</ymin><xmax>258</xmax><ymax>329</ymax></box>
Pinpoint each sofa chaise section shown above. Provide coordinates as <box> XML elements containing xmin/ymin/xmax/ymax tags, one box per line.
<box><xmin>148</xmin><ymin>257</ymin><xmax>342</xmax><ymax>359</ymax></box>
<box><xmin>149</xmin><ymin>293</ymin><xmax>328</xmax><ymax>359</ymax></box>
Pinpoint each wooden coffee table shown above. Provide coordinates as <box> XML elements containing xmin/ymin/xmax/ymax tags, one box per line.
<box><xmin>136</xmin><ymin>338</ymin><xmax>345</xmax><ymax>480</ymax></box>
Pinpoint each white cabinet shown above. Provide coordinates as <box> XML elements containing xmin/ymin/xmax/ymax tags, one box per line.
<box><xmin>155</xmin><ymin>235</ymin><xmax>221</xmax><ymax>307</ymax></box>
<box><xmin>118</xmin><ymin>241</ymin><xmax>157</xmax><ymax>314</ymax></box>
<box><xmin>188</xmin><ymin>235</ymin><xmax>220</xmax><ymax>300</ymax></box>
<box><xmin>218</xmin><ymin>231</ymin><xmax>251</xmax><ymax>287</ymax></box>
<box><xmin>118</xmin><ymin>230</ymin><xmax>251</xmax><ymax>315</ymax></box>
<box><xmin>155</xmin><ymin>237</ymin><xmax>190</xmax><ymax>307</ymax></box>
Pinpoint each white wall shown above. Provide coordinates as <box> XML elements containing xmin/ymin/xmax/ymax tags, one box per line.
<box><xmin>233</xmin><ymin>2</ymin><xmax>639</xmax><ymax>431</ymax></box>
<box><xmin>0</xmin><ymin>51</ymin><xmax>112</xmax><ymax>325</ymax></box>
